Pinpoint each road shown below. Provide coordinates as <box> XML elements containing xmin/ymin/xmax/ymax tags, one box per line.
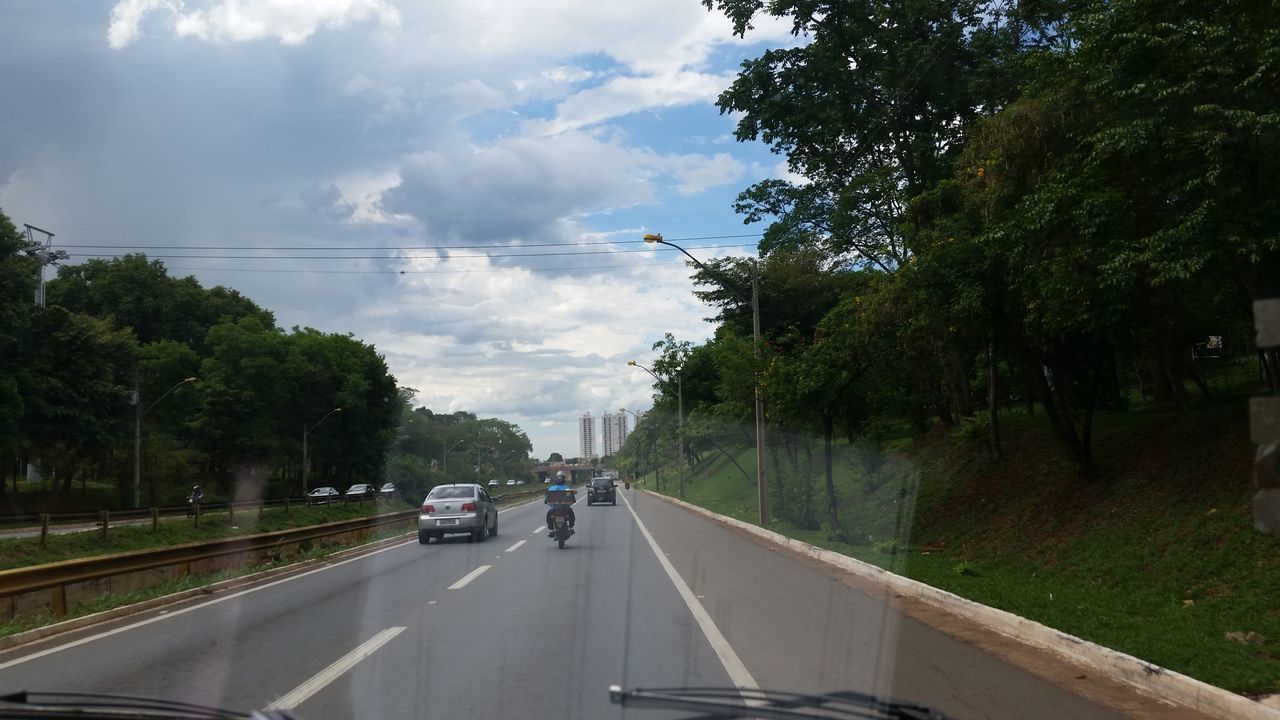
<box><xmin>0</xmin><ymin>489</ymin><xmax>1211</xmax><ymax>720</ymax></box>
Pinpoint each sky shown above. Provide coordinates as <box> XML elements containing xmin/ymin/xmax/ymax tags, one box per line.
<box><xmin>0</xmin><ymin>0</ymin><xmax>799</xmax><ymax>458</ymax></box>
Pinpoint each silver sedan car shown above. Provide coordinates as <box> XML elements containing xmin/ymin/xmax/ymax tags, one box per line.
<box><xmin>417</xmin><ymin>483</ymin><xmax>497</xmax><ymax>544</ymax></box>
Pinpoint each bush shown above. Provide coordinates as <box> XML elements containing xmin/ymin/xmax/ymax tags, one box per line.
<box><xmin>953</xmin><ymin>415</ymin><xmax>988</xmax><ymax>442</ymax></box>
<box><xmin>873</xmin><ymin>537</ymin><xmax>902</xmax><ymax>555</ymax></box>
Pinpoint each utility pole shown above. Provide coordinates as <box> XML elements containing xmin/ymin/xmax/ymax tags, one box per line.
<box><xmin>132</xmin><ymin>375</ymin><xmax>141</xmax><ymax>507</ymax></box>
<box><xmin>25</xmin><ymin>224</ymin><xmax>55</xmax><ymax>307</ymax></box>
<box><xmin>752</xmin><ymin>258</ymin><xmax>768</xmax><ymax>523</ymax></box>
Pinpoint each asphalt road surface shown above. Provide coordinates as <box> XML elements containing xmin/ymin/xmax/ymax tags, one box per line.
<box><xmin>0</xmin><ymin>489</ymin><xmax>1214</xmax><ymax>720</ymax></box>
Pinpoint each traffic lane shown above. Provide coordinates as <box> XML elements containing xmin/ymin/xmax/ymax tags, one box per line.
<box><xmin>0</xmin><ymin>500</ymin><xmax>549</xmax><ymax>713</ymax></box>
<box><xmin>291</xmin><ymin>497</ymin><xmax>736</xmax><ymax>720</ymax></box>
<box><xmin>625</xmin><ymin>491</ymin><xmax>1129</xmax><ymax>720</ymax></box>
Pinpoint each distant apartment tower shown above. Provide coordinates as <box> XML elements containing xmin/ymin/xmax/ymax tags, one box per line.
<box><xmin>601</xmin><ymin>411</ymin><xmax>630</xmax><ymax>457</ymax></box>
<box><xmin>579</xmin><ymin>412</ymin><xmax>597</xmax><ymax>460</ymax></box>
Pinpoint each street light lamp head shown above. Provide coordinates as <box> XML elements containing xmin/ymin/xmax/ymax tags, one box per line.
<box><xmin>334</xmin><ymin>407</ymin><xmax>343</xmax><ymax>412</ymax></box>
<box><xmin>626</xmin><ymin>360</ymin><xmax>637</xmax><ymax>366</ymax></box>
<box><xmin>642</xmin><ymin>233</ymin><xmax>663</xmax><ymax>244</ymax></box>
<box><xmin>183</xmin><ymin>377</ymin><xmax>197</xmax><ymax>383</ymax></box>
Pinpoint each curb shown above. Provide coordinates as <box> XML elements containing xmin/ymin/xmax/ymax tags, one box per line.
<box><xmin>644</xmin><ymin>490</ymin><xmax>1280</xmax><ymax>720</ymax></box>
<box><xmin>0</xmin><ymin>530</ymin><xmax>415</xmax><ymax>655</ymax></box>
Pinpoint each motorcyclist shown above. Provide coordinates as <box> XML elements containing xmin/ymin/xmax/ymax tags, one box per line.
<box><xmin>186</xmin><ymin>485</ymin><xmax>204</xmax><ymax>517</ymax></box>
<box><xmin>545</xmin><ymin>483</ymin><xmax>576</xmax><ymax>536</ymax></box>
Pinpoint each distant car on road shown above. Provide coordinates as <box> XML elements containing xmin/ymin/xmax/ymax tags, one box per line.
<box><xmin>418</xmin><ymin>483</ymin><xmax>497</xmax><ymax>543</ymax></box>
<box><xmin>505</xmin><ymin>479</ymin><xmax>517</xmax><ymax>486</ymax></box>
<box><xmin>344</xmin><ymin>484</ymin><xmax>376</xmax><ymax>502</ymax></box>
<box><xmin>586</xmin><ymin>477</ymin><xmax>616</xmax><ymax>506</ymax></box>
<box><xmin>379</xmin><ymin>482</ymin><xmax>396</xmax><ymax>498</ymax></box>
<box><xmin>307</xmin><ymin>487</ymin><xmax>340</xmax><ymax>505</ymax></box>
<box><xmin>487</xmin><ymin>479</ymin><xmax>500</xmax><ymax>487</ymax></box>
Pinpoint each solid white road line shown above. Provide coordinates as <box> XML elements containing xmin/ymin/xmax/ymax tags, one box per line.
<box><xmin>266</xmin><ymin>626</ymin><xmax>405</xmax><ymax>710</ymax></box>
<box><xmin>621</xmin><ymin>492</ymin><xmax>759</xmax><ymax>691</ymax></box>
<box><xmin>447</xmin><ymin>565</ymin><xmax>491</xmax><ymax>590</ymax></box>
<box><xmin>504</xmin><ymin>540</ymin><xmax>526</xmax><ymax>553</ymax></box>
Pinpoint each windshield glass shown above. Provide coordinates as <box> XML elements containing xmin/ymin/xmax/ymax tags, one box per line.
<box><xmin>1</xmin><ymin>2</ymin><xmax>1276</xmax><ymax>720</ymax></box>
<box><xmin>427</xmin><ymin>487</ymin><xmax>475</xmax><ymax>500</ymax></box>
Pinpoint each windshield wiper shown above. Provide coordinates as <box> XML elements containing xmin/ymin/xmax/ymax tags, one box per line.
<box><xmin>0</xmin><ymin>692</ymin><xmax>300</xmax><ymax>720</ymax></box>
<box><xmin>609</xmin><ymin>686</ymin><xmax>948</xmax><ymax>720</ymax></box>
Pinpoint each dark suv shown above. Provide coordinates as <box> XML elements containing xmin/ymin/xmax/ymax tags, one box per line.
<box><xmin>586</xmin><ymin>477</ymin><xmax>616</xmax><ymax>506</ymax></box>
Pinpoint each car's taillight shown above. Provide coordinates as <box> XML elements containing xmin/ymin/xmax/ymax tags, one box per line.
<box><xmin>462</xmin><ymin>502</ymin><xmax>477</xmax><ymax>512</ymax></box>
<box><xmin>423</xmin><ymin>504</ymin><xmax>435</xmax><ymax>513</ymax></box>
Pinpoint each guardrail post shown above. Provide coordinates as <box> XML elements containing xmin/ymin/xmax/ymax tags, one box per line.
<box><xmin>228</xmin><ymin>499</ymin><xmax>235</xmax><ymax>525</ymax></box>
<box><xmin>40</xmin><ymin>513</ymin><xmax>49</xmax><ymax>547</ymax></box>
<box><xmin>284</xmin><ymin>497</ymin><xmax>291</xmax><ymax>515</ymax></box>
<box><xmin>100</xmin><ymin>510</ymin><xmax>109</xmax><ymax>541</ymax></box>
<box><xmin>258</xmin><ymin>499</ymin><xmax>264</xmax><ymax>522</ymax></box>
<box><xmin>50</xmin><ymin>586</ymin><xmax>67</xmax><ymax>616</ymax></box>
<box><xmin>194</xmin><ymin>503</ymin><xmax>201</xmax><ymax>528</ymax></box>
<box><xmin>151</xmin><ymin>506</ymin><xmax>159</xmax><ymax>531</ymax></box>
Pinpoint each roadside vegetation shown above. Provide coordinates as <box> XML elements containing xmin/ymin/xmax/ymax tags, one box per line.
<box><xmin>612</xmin><ymin>0</ymin><xmax>1279</xmax><ymax>697</ymax></box>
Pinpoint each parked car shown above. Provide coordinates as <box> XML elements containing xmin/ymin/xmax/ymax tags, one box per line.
<box><xmin>307</xmin><ymin>486</ymin><xmax>340</xmax><ymax>505</ymax></box>
<box><xmin>417</xmin><ymin>483</ymin><xmax>498</xmax><ymax>543</ymax></box>
<box><xmin>344</xmin><ymin>484</ymin><xmax>376</xmax><ymax>502</ymax></box>
<box><xmin>505</xmin><ymin>479</ymin><xmax>517</xmax><ymax>486</ymax></box>
<box><xmin>487</xmin><ymin>479</ymin><xmax>500</xmax><ymax>487</ymax></box>
<box><xmin>586</xmin><ymin>477</ymin><xmax>616</xmax><ymax>506</ymax></box>
<box><xmin>379</xmin><ymin>482</ymin><xmax>396</xmax><ymax>498</ymax></box>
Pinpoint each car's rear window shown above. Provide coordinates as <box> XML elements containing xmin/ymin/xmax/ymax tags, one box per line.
<box><xmin>428</xmin><ymin>486</ymin><xmax>475</xmax><ymax>499</ymax></box>
<box><xmin>592</xmin><ymin>479</ymin><xmax>612</xmax><ymax>487</ymax></box>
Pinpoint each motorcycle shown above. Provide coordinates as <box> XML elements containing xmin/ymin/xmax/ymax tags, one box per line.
<box><xmin>549</xmin><ymin>506</ymin><xmax>574</xmax><ymax>549</ymax></box>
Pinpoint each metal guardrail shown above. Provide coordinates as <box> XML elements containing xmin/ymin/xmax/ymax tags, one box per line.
<box><xmin>0</xmin><ymin>510</ymin><xmax>418</xmax><ymax>612</ymax></box>
<box><xmin>0</xmin><ymin>496</ymin><xmax>315</xmax><ymax>526</ymax></box>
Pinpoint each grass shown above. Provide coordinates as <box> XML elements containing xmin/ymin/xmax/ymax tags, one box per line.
<box><xmin>0</xmin><ymin>500</ymin><xmax>415</xmax><ymax>571</ymax></box>
<box><xmin>0</xmin><ymin>525</ymin><xmax>414</xmax><ymax>640</ymax></box>
<box><xmin>642</xmin><ymin>395</ymin><xmax>1280</xmax><ymax>696</ymax></box>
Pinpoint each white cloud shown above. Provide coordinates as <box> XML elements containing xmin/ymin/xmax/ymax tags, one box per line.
<box><xmin>530</xmin><ymin>70</ymin><xmax>735</xmax><ymax>136</ymax></box>
<box><xmin>362</xmin><ymin>248</ymin><xmax>718</xmax><ymax>455</ymax></box>
<box><xmin>380</xmin><ymin>131</ymin><xmax>743</xmax><ymax>244</ymax></box>
<box><xmin>108</xmin><ymin>0</ymin><xmax>401</xmax><ymax>48</ymax></box>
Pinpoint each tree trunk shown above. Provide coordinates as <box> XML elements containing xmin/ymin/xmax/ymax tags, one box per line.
<box><xmin>1144</xmin><ymin>346</ymin><xmax>1174</xmax><ymax>403</ymax></box>
<box><xmin>823</xmin><ymin>414</ymin><xmax>838</xmax><ymax>532</ymax></box>
<box><xmin>945</xmin><ymin>341</ymin><xmax>975</xmax><ymax>418</ymax></box>
<box><xmin>1036</xmin><ymin>362</ymin><xmax>1096</xmax><ymax>479</ymax></box>
<box><xmin>987</xmin><ymin>340</ymin><xmax>1002</xmax><ymax>460</ymax></box>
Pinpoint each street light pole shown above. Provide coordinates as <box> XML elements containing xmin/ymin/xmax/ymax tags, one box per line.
<box><xmin>628</xmin><ymin>360</ymin><xmax>684</xmax><ymax>498</ymax></box>
<box><xmin>133</xmin><ymin>376</ymin><xmax>197</xmax><ymax>508</ymax></box>
<box><xmin>643</xmin><ymin>233</ymin><xmax>768</xmax><ymax>522</ymax></box>
<box><xmin>303</xmin><ymin>407</ymin><xmax>342</xmax><ymax>495</ymax></box>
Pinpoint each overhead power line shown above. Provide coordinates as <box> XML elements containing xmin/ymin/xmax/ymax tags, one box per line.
<box><xmin>68</xmin><ymin>241</ymin><xmax>758</xmax><ymax>261</ymax></box>
<box><xmin>57</xmin><ymin>233</ymin><xmax>762</xmax><ymax>251</ymax></box>
<box><xmin>163</xmin><ymin>260</ymin><xmax>695</xmax><ymax>275</ymax></box>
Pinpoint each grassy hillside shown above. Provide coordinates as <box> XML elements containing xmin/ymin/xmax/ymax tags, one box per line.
<box><xmin>643</xmin><ymin>398</ymin><xmax>1280</xmax><ymax>696</ymax></box>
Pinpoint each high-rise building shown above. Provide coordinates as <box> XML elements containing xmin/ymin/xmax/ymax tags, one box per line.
<box><xmin>579</xmin><ymin>412</ymin><xmax>596</xmax><ymax>460</ymax></box>
<box><xmin>601</xmin><ymin>411</ymin><xmax>629</xmax><ymax>457</ymax></box>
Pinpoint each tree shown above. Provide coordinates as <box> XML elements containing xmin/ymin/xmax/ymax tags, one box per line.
<box><xmin>547</xmin><ymin>452</ymin><xmax>563</xmax><ymax>463</ymax></box>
